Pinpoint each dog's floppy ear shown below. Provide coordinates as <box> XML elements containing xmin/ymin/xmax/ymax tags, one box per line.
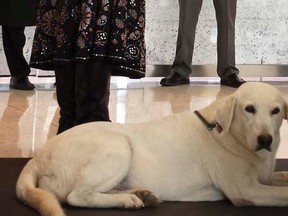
<box><xmin>216</xmin><ymin>96</ymin><xmax>237</xmax><ymax>134</ymax></box>
<box><xmin>284</xmin><ymin>101</ymin><xmax>288</xmax><ymax>120</ymax></box>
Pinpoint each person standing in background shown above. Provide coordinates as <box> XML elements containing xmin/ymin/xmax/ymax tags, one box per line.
<box><xmin>0</xmin><ymin>0</ymin><xmax>39</xmax><ymax>90</ymax></box>
<box><xmin>29</xmin><ymin>0</ymin><xmax>146</xmax><ymax>134</ymax></box>
<box><xmin>160</xmin><ymin>0</ymin><xmax>245</xmax><ymax>88</ymax></box>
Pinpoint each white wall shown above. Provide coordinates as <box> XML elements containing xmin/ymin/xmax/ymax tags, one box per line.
<box><xmin>146</xmin><ymin>0</ymin><xmax>288</xmax><ymax>65</ymax></box>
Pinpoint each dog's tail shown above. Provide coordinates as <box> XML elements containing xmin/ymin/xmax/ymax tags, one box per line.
<box><xmin>16</xmin><ymin>159</ymin><xmax>65</xmax><ymax>216</ymax></box>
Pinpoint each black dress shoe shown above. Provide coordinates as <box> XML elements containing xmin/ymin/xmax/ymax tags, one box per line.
<box><xmin>10</xmin><ymin>76</ymin><xmax>35</xmax><ymax>90</ymax></box>
<box><xmin>220</xmin><ymin>74</ymin><xmax>246</xmax><ymax>88</ymax></box>
<box><xmin>160</xmin><ymin>72</ymin><xmax>190</xmax><ymax>86</ymax></box>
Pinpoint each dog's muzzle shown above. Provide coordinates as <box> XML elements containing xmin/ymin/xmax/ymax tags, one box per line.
<box><xmin>256</xmin><ymin>134</ymin><xmax>272</xmax><ymax>152</ymax></box>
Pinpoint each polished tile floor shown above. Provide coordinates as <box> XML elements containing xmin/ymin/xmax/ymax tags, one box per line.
<box><xmin>1</xmin><ymin>76</ymin><xmax>288</xmax><ymax>159</ymax></box>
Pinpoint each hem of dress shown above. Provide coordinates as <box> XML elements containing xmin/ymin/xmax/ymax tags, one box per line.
<box><xmin>29</xmin><ymin>58</ymin><xmax>145</xmax><ymax>79</ymax></box>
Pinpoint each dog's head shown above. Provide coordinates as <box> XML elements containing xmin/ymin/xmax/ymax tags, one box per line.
<box><xmin>215</xmin><ymin>82</ymin><xmax>288</xmax><ymax>157</ymax></box>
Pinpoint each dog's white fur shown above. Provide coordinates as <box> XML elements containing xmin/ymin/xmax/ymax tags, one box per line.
<box><xmin>16</xmin><ymin>82</ymin><xmax>288</xmax><ymax>216</ymax></box>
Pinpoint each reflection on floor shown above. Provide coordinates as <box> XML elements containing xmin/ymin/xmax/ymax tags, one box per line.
<box><xmin>1</xmin><ymin>76</ymin><xmax>288</xmax><ymax>158</ymax></box>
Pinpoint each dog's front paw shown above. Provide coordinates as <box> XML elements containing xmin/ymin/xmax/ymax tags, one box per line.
<box><xmin>134</xmin><ymin>190</ymin><xmax>161</xmax><ymax>207</ymax></box>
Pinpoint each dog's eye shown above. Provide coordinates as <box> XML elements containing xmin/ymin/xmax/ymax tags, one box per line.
<box><xmin>245</xmin><ymin>105</ymin><xmax>255</xmax><ymax>114</ymax></box>
<box><xmin>271</xmin><ymin>107</ymin><xmax>280</xmax><ymax>115</ymax></box>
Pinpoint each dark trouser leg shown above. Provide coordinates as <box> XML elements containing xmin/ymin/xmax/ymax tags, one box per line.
<box><xmin>2</xmin><ymin>26</ymin><xmax>30</xmax><ymax>77</ymax></box>
<box><xmin>75</xmin><ymin>60</ymin><xmax>112</xmax><ymax>125</ymax></box>
<box><xmin>170</xmin><ymin>0</ymin><xmax>203</xmax><ymax>77</ymax></box>
<box><xmin>213</xmin><ymin>0</ymin><xmax>239</xmax><ymax>78</ymax></box>
<box><xmin>54</xmin><ymin>62</ymin><xmax>76</xmax><ymax>134</ymax></box>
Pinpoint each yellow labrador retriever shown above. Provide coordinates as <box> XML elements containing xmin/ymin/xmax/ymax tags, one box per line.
<box><xmin>16</xmin><ymin>82</ymin><xmax>288</xmax><ymax>216</ymax></box>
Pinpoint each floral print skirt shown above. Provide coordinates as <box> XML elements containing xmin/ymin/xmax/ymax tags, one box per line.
<box><xmin>30</xmin><ymin>0</ymin><xmax>145</xmax><ymax>78</ymax></box>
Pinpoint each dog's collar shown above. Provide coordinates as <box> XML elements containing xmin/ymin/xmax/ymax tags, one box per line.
<box><xmin>194</xmin><ymin>110</ymin><xmax>222</xmax><ymax>132</ymax></box>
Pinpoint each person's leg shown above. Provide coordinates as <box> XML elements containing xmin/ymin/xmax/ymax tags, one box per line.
<box><xmin>75</xmin><ymin>60</ymin><xmax>112</xmax><ymax>125</ymax></box>
<box><xmin>213</xmin><ymin>0</ymin><xmax>245</xmax><ymax>87</ymax></box>
<box><xmin>160</xmin><ymin>0</ymin><xmax>203</xmax><ymax>86</ymax></box>
<box><xmin>54</xmin><ymin>62</ymin><xmax>76</xmax><ymax>134</ymax></box>
<box><xmin>2</xmin><ymin>26</ymin><xmax>35</xmax><ymax>90</ymax></box>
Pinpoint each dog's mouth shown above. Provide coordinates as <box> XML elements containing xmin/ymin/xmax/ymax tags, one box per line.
<box><xmin>255</xmin><ymin>146</ymin><xmax>272</xmax><ymax>152</ymax></box>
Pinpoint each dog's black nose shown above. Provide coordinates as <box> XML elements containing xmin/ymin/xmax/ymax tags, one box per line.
<box><xmin>257</xmin><ymin>134</ymin><xmax>272</xmax><ymax>152</ymax></box>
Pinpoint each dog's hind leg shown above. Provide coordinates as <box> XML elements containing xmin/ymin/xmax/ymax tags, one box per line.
<box><xmin>66</xmin><ymin>158</ymin><xmax>160</xmax><ymax>208</ymax></box>
<box><xmin>66</xmin><ymin>166</ymin><xmax>146</xmax><ymax>209</ymax></box>
<box><xmin>134</xmin><ymin>189</ymin><xmax>161</xmax><ymax>207</ymax></box>
<box><xmin>67</xmin><ymin>189</ymin><xmax>145</xmax><ymax>209</ymax></box>
<box><xmin>66</xmin><ymin>137</ymin><xmax>147</xmax><ymax>209</ymax></box>
<box><xmin>109</xmin><ymin>189</ymin><xmax>161</xmax><ymax>207</ymax></box>
<box><xmin>67</xmin><ymin>187</ymin><xmax>160</xmax><ymax>209</ymax></box>
<box><xmin>66</xmin><ymin>162</ymin><xmax>146</xmax><ymax>209</ymax></box>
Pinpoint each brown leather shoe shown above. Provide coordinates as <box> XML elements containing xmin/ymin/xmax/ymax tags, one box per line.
<box><xmin>10</xmin><ymin>76</ymin><xmax>35</xmax><ymax>90</ymax></box>
<box><xmin>160</xmin><ymin>72</ymin><xmax>190</xmax><ymax>86</ymax></box>
<box><xmin>220</xmin><ymin>74</ymin><xmax>245</xmax><ymax>88</ymax></box>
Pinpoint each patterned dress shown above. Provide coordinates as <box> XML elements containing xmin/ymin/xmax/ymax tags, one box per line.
<box><xmin>30</xmin><ymin>0</ymin><xmax>145</xmax><ymax>78</ymax></box>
